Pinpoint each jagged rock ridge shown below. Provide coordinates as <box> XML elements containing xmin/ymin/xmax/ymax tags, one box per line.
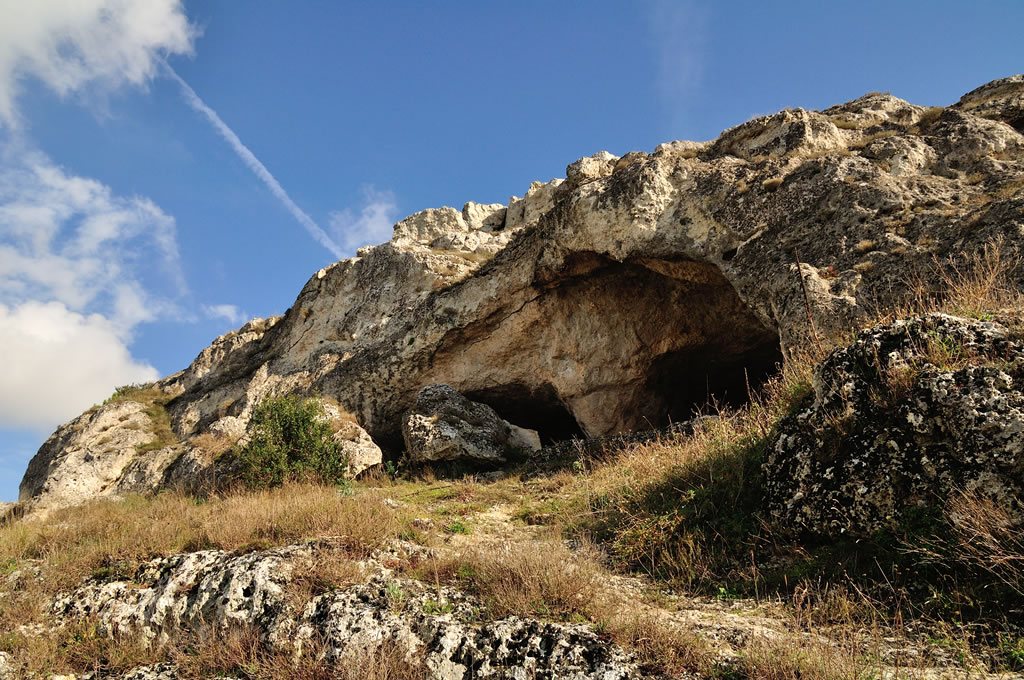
<box><xmin>18</xmin><ymin>75</ymin><xmax>1024</xmax><ymax>513</ymax></box>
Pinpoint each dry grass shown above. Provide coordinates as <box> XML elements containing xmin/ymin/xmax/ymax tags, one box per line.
<box><xmin>190</xmin><ymin>432</ymin><xmax>234</xmax><ymax>457</ymax></box>
<box><xmin>918</xmin><ymin>490</ymin><xmax>1024</xmax><ymax>599</ymax></box>
<box><xmin>408</xmin><ymin>537</ymin><xmax>720</xmax><ymax>676</ymax></box>
<box><xmin>0</xmin><ymin>483</ymin><xmax>411</xmax><ymax>674</ymax></box>
<box><xmin>5</xmin><ymin>621</ymin><xmax>162</xmax><ymax>678</ymax></box>
<box><xmin>598</xmin><ymin>611</ymin><xmax>718</xmax><ymax>677</ymax></box>
<box><xmin>741</xmin><ymin>634</ymin><xmax>869</xmax><ymax>680</ymax></box>
<box><xmin>847</xmin><ymin>128</ymin><xmax>900</xmax><ymax>150</ymax></box>
<box><xmin>879</xmin><ymin>235</ymin><xmax>1023</xmax><ymax>323</ymax></box>
<box><xmin>412</xmin><ymin>538</ymin><xmax>602</xmax><ymax>620</ymax></box>
<box><xmin>171</xmin><ymin>627</ymin><xmax>428</xmax><ymax>680</ymax></box>
<box><xmin>285</xmin><ymin>551</ymin><xmax>365</xmax><ymax>612</ymax></box>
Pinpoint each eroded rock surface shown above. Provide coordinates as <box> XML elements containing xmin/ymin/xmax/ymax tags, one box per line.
<box><xmin>19</xmin><ymin>76</ymin><xmax>1024</xmax><ymax>512</ymax></box>
<box><xmin>765</xmin><ymin>314</ymin><xmax>1024</xmax><ymax>537</ymax></box>
<box><xmin>402</xmin><ymin>384</ymin><xmax>541</xmax><ymax>465</ymax></box>
<box><xmin>51</xmin><ymin>541</ymin><xmax>641</xmax><ymax>680</ymax></box>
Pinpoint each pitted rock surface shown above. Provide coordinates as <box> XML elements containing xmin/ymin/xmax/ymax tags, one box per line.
<box><xmin>765</xmin><ymin>314</ymin><xmax>1024</xmax><ymax>537</ymax></box>
<box><xmin>51</xmin><ymin>545</ymin><xmax>303</xmax><ymax>643</ymax></box>
<box><xmin>402</xmin><ymin>384</ymin><xmax>541</xmax><ymax>465</ymax></box>
<box><xmin>50</xmin><ymin>542</ymin><xmax>642</xmax><ymax>680</ymax></box>
<box><xmin>19</xmin><ymin>76</ymin><xmax>1024</xmax><ymax>513</ymax></box>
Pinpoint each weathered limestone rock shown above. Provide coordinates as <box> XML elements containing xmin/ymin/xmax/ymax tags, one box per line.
<box><xmin>402</xmin><ymin>384</ymin><xmax>540</xmax><ymax>465</ymax></box>
<box><xmin>332</xmin><ymin>419</ymin><xmax>383</xmax><ymax>475</ymax></box>
<box><xmin>566</xmin><ymin>150</ymin><xmax>618</xmax><ymax>185</ymax></box>
<box><xmin>51</xmin><ymin>541</ymin><xmax>641</xmax><ymax>680</ymax></box>
<box><xmin>954</xmin><ymin>74</ymin><xmax>1024</xmax><ymax>132</ymax></box>
<box><xmin>18</xmin><ymin>76</ymin><xmax>1024</xmax><ymax>512</ymax></box>
<box><xmin>765</xmin><ymin>314</ymin><xmax>1024</xmax><ymax>538</ymax></box>
<box><xmin>19</xmin><ymin>400</ymin><xmax>172</xmax><ymax>510</ymax></box>
<box><xmin>52</xmin><ymin>545</ymin><xmax>301</xmax><ymax>643</ymax></box>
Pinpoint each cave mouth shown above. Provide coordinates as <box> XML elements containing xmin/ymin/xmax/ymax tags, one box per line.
<box><xmin>464</xmin><ymin>383</ymin><xmax>584</xmax><ymax>446</ymax></box>
<box><xmin>417</xmin><ymin>252</ymin><xmax>785</xmax><ymax>451</ymax></box>
<box><xmin>640</xmin><ymin>336</ymin><xmax>784</xmax><ymax>428</ymax></box>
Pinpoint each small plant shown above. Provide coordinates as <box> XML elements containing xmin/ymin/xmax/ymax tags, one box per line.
<box><xmin>233</xmin><ymin>395</ymin><xmax>348</xmax><ymax>489</ymax></box>
<box><xmin>421</xmin><ymin>598</ymin><xmax>454</xmax><ymax>616</ymax></box>
<box><xmin>999</xmin><ymin>634</ymin><xmax>1024</xmax><ymax>671</ymax></box>
<box><xmin>384</xmin><ymin>581</ymin><xmax>407</xmax><ymax>610</ymax></box>
<box><xmin>445</xmin><ymin>520</ymin><xmax>469</xmax><ymax>535</ymax></box>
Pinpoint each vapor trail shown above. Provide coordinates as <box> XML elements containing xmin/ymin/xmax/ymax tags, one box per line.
<box><xmin>162</xmin><ymin>63</ymin><xmax>344</xmax><ymax>259</ymax></box>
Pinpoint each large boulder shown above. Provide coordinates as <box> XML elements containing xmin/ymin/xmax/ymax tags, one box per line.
<box><xmin>402</xmin><ymin>384</ymin><xmax>540</xmax><ymax>465</ymax></box>
<box><xmin>332</xmin><ymin>420</ymin><xmax>383</xmax><ymax>476</ymax></box>
<box><xmin>765</xmin><ymin>314</ymin><xmax>1024</xmax><ymax>538</ymax></box>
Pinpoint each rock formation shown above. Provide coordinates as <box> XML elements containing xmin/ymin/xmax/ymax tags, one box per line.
<box><xmin>766</xmin><ymin>313</ymin><xmax>1024</xmax><ymax>538</ymax></box>
<box><xmin>402</xmin><ymin>384</ymin><xmax>541</xmax><ymax>465</ymax></box>
<box><xmin>18</xmin><ymin>75</ymin><xmax>1024</xmax><ymax>513</ymax></box>
<box><xmin>50</xmin><ymin>540</ymin><xmax>640</xmax><ymax>679</ymax></box>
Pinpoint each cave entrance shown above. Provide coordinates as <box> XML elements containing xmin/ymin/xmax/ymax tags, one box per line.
<box><xmin>428</xmin><ymin>253</ymin><xmax>784</xmax><ymax>445</ymax></box>
<box><xmin>641</xmin><ymin>336</ymin><xmax>783</xmax><ymax>428</ymax></box>
<box><xmin>464</xmin><ymin>383</ymin><xmax>584</xmax><ymax>445</ymax></box>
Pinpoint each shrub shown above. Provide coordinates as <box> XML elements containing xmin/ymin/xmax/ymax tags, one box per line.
<box><xmin>234</xmin><ymin>395</ymin><xmax>348</xmax><ymax>489</ymax></box>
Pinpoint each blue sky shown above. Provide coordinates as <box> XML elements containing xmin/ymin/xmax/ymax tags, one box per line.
<box><xmin>0</xmin><ymin>0</ymin><xmax>1021</xmax><ymax>500</ymax></box>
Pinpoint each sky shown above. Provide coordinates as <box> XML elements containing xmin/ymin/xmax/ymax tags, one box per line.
<box><xmin>0</xmin><ymin>0</ymin><xmax>1021</xmax><ymax>501</ymax></box>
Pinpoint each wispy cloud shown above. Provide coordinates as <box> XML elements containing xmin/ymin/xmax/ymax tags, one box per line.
<box><xmin>162</xmin><ymin>63</ymin><xmax>345</xmax><ymax>260</ymax></box>
<box><xmin>202</xmin><ymin>303</ymin><xmax>246</xmax><ymax>325</ymax></box>
<box><xmin>0</xmin><ymin>146</ymin><xmax>186</xmax><ymax>320</ymax></box>
<box><xmin>649</xmin><ymin>0</ymin><xmax>708</xmax><ymax>133</ymax></box>
<box><xmin>0</xmin><ymin>0</ymin><xmax>194</xmax><ymax>127</ymax></box>
<box><xmin>328</xmin><ymin>186</ymin><xmax>399</xmax><ymax>255</ymax></box>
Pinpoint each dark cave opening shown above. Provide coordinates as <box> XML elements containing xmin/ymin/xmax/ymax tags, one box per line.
<box><xmin>641</xmin><ymin>336</ymin><xmax>784</xmax><ymax>428</ymax></box>
<box><xmin>464</xmin><ymin>383</ymin><xmax>584</xmax><ymax>445</ymax></box>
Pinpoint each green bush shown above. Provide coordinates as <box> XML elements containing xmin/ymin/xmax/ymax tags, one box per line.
<box><xmin>234</xmin><ymin>395</ymin><xmax>347</xmax><ymax>489</ymax></box>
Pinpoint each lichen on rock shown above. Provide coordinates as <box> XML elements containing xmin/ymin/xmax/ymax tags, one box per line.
<box><xmin>765</xmin><ymin>313</ymin><xmax>1024</xmax><ymax>538</ymax></box>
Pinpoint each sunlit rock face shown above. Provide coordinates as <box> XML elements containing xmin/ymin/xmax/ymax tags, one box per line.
<box><xmin>19</xmin><ymin>75</ymin><xmax>1024</xmax><ymax>512</ymax></box>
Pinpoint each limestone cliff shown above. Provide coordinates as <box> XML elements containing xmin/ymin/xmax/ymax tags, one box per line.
<box><xmin>19</xmin><ymin>75</ymin><xmax>1024</xmax><ymax>513</ymax></box>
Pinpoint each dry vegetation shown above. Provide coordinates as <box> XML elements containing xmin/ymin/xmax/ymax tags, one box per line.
<box><xmin>171</xmin><ymin>627</ymin><xmax>428</xmax><ymax>680</ymax></box>
<box><xmin>0</xmin><ymin>484</ymin><xmax>413</xmax><ymax>675</ymax></box>
<box><xmin>105</xmin><ymin>383</ymin><xmax>178</xmax><ymax>453</ymax></box>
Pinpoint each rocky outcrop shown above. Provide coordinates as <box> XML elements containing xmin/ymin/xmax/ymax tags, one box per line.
<box><xmin>402</xmin><ymin>384</ymin><xmax>541</xmax><ymax>465</ymax></box>
<box><xmin>765</xmin><ymin>314</ymin><xmax>1024</xmax><ymax>538</ymax></box>
<box><xmin>51</xmin><ymin>541</ymin><xmax>640</xmax><ymax>679</ymax></box>
<box><xmin>19</xmin><ymin>75</ymin><xmax>1024</xmax><ymax>512</ymax></box>
<box><xmin>18</xmin><ymin>399</ymin><xmax>186</xmax><ymax>511</ymax></box>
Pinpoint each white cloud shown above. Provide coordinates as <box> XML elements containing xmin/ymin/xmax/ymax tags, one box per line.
<box><xmin>0</xmin><ymin>145</ymin><xmax>185</xmax><ymax>428</ymax></box>
<box><xmin>0</xmin><ymin>301</ymin><xmax>158</xmax><ymax>429</ymax></box>
<box><xmin>163</xmin><ymin>64</ymin><xmax>346</xmax><ymax>260</ymax></box>
<box><xmin>202</xmin><ymin>303</ymin><xmax>246</xmax><ymax>325</ymax></box>
<box><xmin>328</xmin><ymin>187</ymin><xmax>399</xmax><ymax>255</ymax></box>
<box><xmin>0</xmin><ymin>0</ymin><xmax>194</xmax><ymax>126</ymax></box>
<box><xmin>0</xmin><ymin>146</ymin><xmax>186</xmax><ymax>327</ymax></box>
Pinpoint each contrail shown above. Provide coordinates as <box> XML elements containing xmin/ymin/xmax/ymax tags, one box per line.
<box><xmin>161</xmin><ymin>63</ymin><xmax>344</xmax><ymax>259</ymax></box>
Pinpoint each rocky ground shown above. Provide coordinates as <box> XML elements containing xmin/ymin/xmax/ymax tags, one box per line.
<box><xmin>4</xmin><ymin>474</ymin><xmax>1020</xmax><ymax>679</ymax></box>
